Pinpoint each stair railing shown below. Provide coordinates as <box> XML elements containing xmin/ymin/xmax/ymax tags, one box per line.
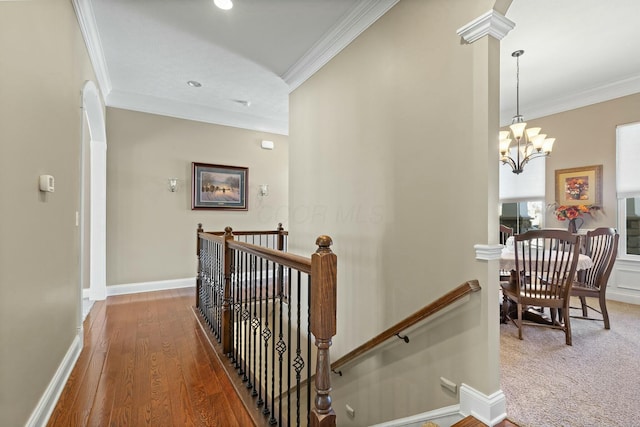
<box><xmin>196</xmin><ymin>224</ymin><xmax>336</xmax><ymax>427</ymax></box>
<box><xmin>331</xmin><ymin>280</ymin><xmax>481</xmax><ymax>375</ymax></box>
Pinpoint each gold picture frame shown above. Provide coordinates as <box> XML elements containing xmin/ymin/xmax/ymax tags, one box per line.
<box><xmin>555</xmin><ymin>164</ymin><xmax>602</xmax><ymax>206</ymax></box>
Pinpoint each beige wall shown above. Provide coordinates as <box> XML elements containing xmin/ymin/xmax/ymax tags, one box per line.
<box><xmin>105</xmin><ymin>108</ymin><xmax>289</xmax><ymax>286</ymax></box>
<box><xmin>289</xmin><ymin>0</ymin><xmax>502</xmax><ymax>423</ymax></box>
<box><xmin>0</xmin><ymin>0</ymin><xmax>97</xmax><ymax>425</ymax></box>
<box><xmin>526</xmin><ymin>93</ymin><xmax>640</xmax><ymax>230</ymax></box>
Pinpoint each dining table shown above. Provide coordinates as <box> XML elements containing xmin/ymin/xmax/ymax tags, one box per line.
<box><xmin>499</xmin><ymin>247</ymin><xmax>593</xmax><ymax>273</ymax></box>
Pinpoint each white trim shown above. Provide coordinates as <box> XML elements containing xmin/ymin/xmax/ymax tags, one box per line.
<box><xmin>456</xmin><ymin>10</ymin><xmax>515</xmax><ymax>44</ymax></box>
<box><xmin>25</xmin><ymin>334</ymin><xmax>83</xmax><ymax>427</ymax></box>
<box><xmin>474</xmin><ymin>244</ymin><xmax>504</xmax><ymax>261</ymax></box>
<box><xmin>459</xmin><ymin>383</ymin><xmax>507</xmax><ymax>426</ymax></box>
<box><xmin>81</xmin><ymin>81</ymin><xmax>108</xmax><ymax>302</ymax></box>
<box><xmin>609</xmin><ymin>258</ymin><xmax>640</xmax><ymax>304</ymax></box>
<box><xmin>500</xmin><ymin>74</ymin><xmax>640</xmax><ymax>126</ymax></box>
<box><xmin>283</xmin><ymin>0</ymin><xmax>399</xmax><ymax>92</ymax></box>
<box><xmin>72</xmin><ymin>0</ymin><xmax>112</xmax><ymax>97</ymax></box>
<box><xmin>369</xmin><ymin>384</ymin><xmax>506</xmax><ymax>426</ymax></box>
<box><xmin>606</xmin><ymin>290</ymin><xmax>640</xmax><ymax>305</ymax></box>
<box><xmin>369</xmin><ymin>404</ymin><xmax>462</xmax><ymax>427</ymax></box>
<box><xmin>106</xmin><ymin>90</ymin><xmax>289</xmax><ymax>136</ymax></box>
<box><xmin>106</xmin><ymin>277</ymin><xmax>195</xmax><ymax>296</ymax></box>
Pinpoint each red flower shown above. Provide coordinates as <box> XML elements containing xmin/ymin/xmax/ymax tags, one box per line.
<box><xmin>552</xmin><ymin>203</ymin><xmax>600</xmax><ymax>221</ymax></box>
<box><xmin>565</xmin><ymin>208</ymin><xmax>580</xmax><ymax>219</ymax></box>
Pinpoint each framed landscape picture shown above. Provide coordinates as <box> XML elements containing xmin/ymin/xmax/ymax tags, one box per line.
<box><xmin>555</xmin><ymin>164</ymin><xmax>602</xmax><ymax>206</ymax></box>
<box><xmin>192</xmin><ymin>162</ymin><xmax>248</xmax><ymax>210</ymax></box>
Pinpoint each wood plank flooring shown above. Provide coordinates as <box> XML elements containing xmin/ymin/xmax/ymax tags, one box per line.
<box><xmin>47</xmin><ymin>288</ymin><xmax>255</xmax><ymax>427</ymax></box>
<box><xmin>452</xmin><ymin>415</ymin><xmax>519</xmax><ymax>427</ymax></box>
<box><xmin>48</xmin><ymin>288</ymin><xmax>520</xmax><ymax>427</ymax></box>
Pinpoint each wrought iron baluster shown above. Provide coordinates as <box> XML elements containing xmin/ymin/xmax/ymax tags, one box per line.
<box><xmin>306</xmin><ymin>274</ymin><xmax>312</xmax><ymax>427</ymax></box>
<box><xmin>261</xmin><ymin>258</ymin><xmax>271</xmax><ymax>416</ymax></box>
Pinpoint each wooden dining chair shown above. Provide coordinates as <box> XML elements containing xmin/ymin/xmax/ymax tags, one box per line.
<box><xmin>501</xmin><ymin>229</ymin><xmax>580</xmax><ymax>345</ymax></box>
<box><xmin>499</xmin><ymin>225</ymin><xmax>514</xmax><ymax>284</ymax></box>
<box><xmin>499</xmin><ymin>225</ymin><xmax>514</xmax><ymax>245</ymax></box>
<box><xmin>570</xmin><ymin>227</ymin><xmax>619</xmax><ymax>329</ymax></box>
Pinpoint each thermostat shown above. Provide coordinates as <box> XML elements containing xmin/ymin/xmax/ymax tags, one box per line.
<box><xmin>39</xmin><ymin>175</ymin><xmax>55</xmax><ymax>192</ymax></box>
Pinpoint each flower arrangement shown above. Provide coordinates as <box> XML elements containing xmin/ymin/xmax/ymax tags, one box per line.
<box><xmin>564</xmin><ymin>177</ymin><xmax>589</xmax><ymax>201</ymax></box>
<box><xmin>551</xmin><ymin>203</ymin><xmax>600</xmax><ymax>221</ymax></box>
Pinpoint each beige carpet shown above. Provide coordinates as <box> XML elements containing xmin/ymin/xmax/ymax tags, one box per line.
<box><xmin>500</xmin><ymin>297</ymin><xmax>640</xmax><ymax>427</ymax></box>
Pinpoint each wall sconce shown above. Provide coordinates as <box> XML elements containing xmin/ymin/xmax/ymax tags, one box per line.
<box><xmin>168</xmin><ymin>178</ymin><xmax>178</xmax><ymax>192</ymax></box>
<box><xmin>259</xmin><ymin>184</ymin><xmax>269</xmax><ymax>197</ymax></box>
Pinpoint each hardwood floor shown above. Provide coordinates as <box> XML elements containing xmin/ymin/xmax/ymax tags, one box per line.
<box><xmin>47</xmin><ymin>288</ymin><xmax>255</xmax><ymax>427</ymax></box>
<box><xmin>48</xmin><ymin>288</ymin><xmax>519</xmax><ymax>427</ymax></box>
<box><xmin>452</xmin><ymin>415</ymin><xmax>519</xmax><ymax>426</ymax></box>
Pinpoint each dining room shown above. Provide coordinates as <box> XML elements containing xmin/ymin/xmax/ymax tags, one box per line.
<box><xmin>496</xmin><ymin>51</ymin><xmax>640</xmax><ymax>425</ymax></box>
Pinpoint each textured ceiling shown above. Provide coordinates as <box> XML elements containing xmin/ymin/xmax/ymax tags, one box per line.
<box><xmin>75</xmin><ymin>0</ymin><xmax>640</xmax><ymax>135</ymax></box>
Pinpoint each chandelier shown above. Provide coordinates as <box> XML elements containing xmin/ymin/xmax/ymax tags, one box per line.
<box><xmin>500</xmin><ymin>50</ymin><xmax>555</xmax><ymax>174</ymax></box>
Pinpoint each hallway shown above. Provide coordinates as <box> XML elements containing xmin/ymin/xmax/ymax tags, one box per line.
<box><xmin>48</xmin><ymin>288</ymin><xmax>254</xmax><ymax>426</ymax></box>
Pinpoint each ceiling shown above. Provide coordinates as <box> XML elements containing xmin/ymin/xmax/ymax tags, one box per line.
<box><xmin>76</xmin><ymin>0</ymin><xmax>640</xmax><ymax>136</ymax></box>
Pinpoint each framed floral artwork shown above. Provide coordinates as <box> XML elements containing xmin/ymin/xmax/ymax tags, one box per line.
<box><xmin>192</xmin><ymin>162</ymin><xmax>248</xmax><ymax>210</ymax></box>
<box><xmin>555</xmin><ymin>164</ymin><xmax>602</xmax><ymax>207</ymax></box>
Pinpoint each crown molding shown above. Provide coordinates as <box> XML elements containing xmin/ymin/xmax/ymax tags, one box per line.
<box><xmin>456</xmin><ymin>10</ymin><xmax>515</xmax><ymax>44</ymax></box>
<box><xmin>283</xmin><ymin>0</ymin><xmax>399</xmax><ymax>92</ymax></box>
<box><xmin>107</xmin><ymin>90</ymin><xmax>289</xmax><ymax>135</ymax></box>
<box><xmin>500</xmin><ymin>74</ymin><xmax>640</xmax><ymax>125</ymax></box>
<box><xmin>72</xmin><ymin>0</ymin><xmax>112</xmax><ymax>97</ymax></box>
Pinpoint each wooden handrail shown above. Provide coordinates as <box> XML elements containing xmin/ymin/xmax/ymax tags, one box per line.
<box><xmin>198</xmin><ymin>230</ymin><xmax>309</xmax><ymax>273</ymax></box>
<box><xmin>205</xmin><ymin>229</ymin><xmax>289</xmax><ymax>236</ymax></box>
<box><xmin>228</xmin><ymin>240</ymin><xmax>312</xmax><ymax>274</ymax></box>
<box><xmin>331</xmin><ymin>279</ymin><xmax>481</xmax><ymax>372</ymax></box>
<box><xmin>196</xmin><ymin>223</ymin><xmax>288</xmax><ymax>255</ymax></box>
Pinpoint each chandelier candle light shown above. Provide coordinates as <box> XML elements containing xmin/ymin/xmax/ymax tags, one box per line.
<box><xmin>500</xmin><ymin>50</ymin><xmax>556</xmax><ymax>174</ymax></box>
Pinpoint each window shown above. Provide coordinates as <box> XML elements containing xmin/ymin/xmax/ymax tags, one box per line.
<box><xmin>500</xmin><ymin>201</ymin><xmax>544</xmax><ymax>234</ymax></box>
<box><xmin>499</xmin><ymin>147</ymin><xmax>545</xmax><ymax>234</ymax></box>
<box><xmin>624</xmin><ymin>198</ymin><xmax>640</xmax><ymax>255</ymax></box>
<box><xmin>616</xmin><ymin>122</ymin><xmax>640</xmax><ymax>258</ymax></box>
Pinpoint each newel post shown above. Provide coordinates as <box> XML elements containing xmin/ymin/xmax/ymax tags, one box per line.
<box><xmin>221</xmin><ymin>226</ymin><xmax>234</xmax><ymax>355</ymax></box>
<box><xmin>277</xmin><ymin>222</ymin><xmax>285</xmax><ymax>251</ymax></box>
<box><xmin>196</xmin><ymin>223</ymin><xmax>204</xmax><ymax>308</ymax></box>
<box><xmin>310</xmin><ymin>235</ymin><xmax>337</xmax><ymax>427</ymax></box>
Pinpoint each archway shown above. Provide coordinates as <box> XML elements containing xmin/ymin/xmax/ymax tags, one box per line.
<box><xmin>81</xmin><ymin>81</ymin><xmax>107</xmax><ymax>309</ymax></box>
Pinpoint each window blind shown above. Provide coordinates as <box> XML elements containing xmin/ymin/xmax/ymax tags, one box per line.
<box><xmin>499</xmin><ymin>147</ymin><xmax>545</xmax><ymax>203</ymax></box>
<box><xmin>616</xmin><ymin>122</ymin><xmax>640</xmax><ymax>199</ymax></box>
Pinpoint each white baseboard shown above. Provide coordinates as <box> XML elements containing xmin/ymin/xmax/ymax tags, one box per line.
<box><xmin>369</xmin><ymin>404</ymin><xmax>462</xmax><ymax>427</ymax></box>
<box><xmin>369</xmin><ymin>384</ymin><xmax>506</xmax><ymax>427</ymax></box>
<box><xmin>82</xmin><ymin>278</ymin><xmax>196</xmax><ymax>300</ymax></box>
<box><xmin>106</xmin><ymin>277</ymin><xmax>196</xmax><ymax>296</ymax></box>
<box><xmin>459</xmin><ymin>383</ymin><xmax>506</xmax><ymax>426</ymax></box>
<box><xmin>26</xmin><ymin>333</ymin><xmax>83</xmax><ymax>427</ymax></box>
<box><xmin>606</xmin><ymin>290</ymin><xmax>640</xmax><ymax>305</ymax></box>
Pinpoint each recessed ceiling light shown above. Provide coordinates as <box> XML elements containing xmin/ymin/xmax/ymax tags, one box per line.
<box><xmin>214</xmin><ymin>0</ymin><xmax>233</xmax><ymax>10</ymax></box>
<box><xmin>187</xmin><ymin>80</ymin><xmax>202</xmax><ymax>87</ymax></box>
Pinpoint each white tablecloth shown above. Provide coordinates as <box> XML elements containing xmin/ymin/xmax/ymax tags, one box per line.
<box><xmin>500</xmin><ymin>248</ymin><xmax>593</xmax><ymax>272</ymax></box>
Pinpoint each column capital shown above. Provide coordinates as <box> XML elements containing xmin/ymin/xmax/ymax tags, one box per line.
<box><xmin>457</xmin><ymin>10</ymin><xmax>515</xmax><ymax>44</ymax></box>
